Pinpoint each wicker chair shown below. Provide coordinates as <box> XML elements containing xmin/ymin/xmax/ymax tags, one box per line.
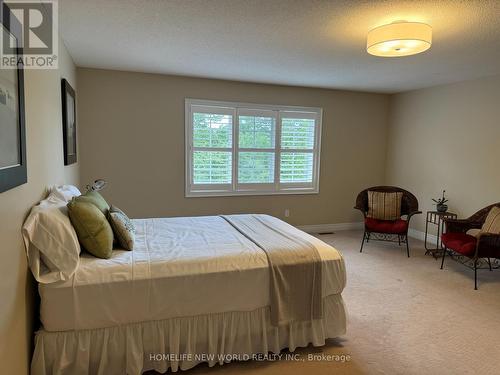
<box><xmin>441</xmin><ymin>203</ymin><xmax>500</xmax><ymax>290</ymax></box>
<box><xmin>354</xmin><ymin>186</ymin><xmax>421</xmax><ymax>257</ymax></box>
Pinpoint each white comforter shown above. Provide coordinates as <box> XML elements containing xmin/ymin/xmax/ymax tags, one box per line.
<box><xmin>39</xmin><ymin>215</ymin><xmax>346</xmax><ymax>332</ymax></box>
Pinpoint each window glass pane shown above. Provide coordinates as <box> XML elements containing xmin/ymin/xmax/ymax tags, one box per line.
<box><xmin>280</xmin><ymin>152</ymin><xmax>313</xmax><ymax>183</ymax></box>
<box><xmin>193</xmin><ymin>112</ymin><xmax>232</xmax><ymax>148</ymax></box>
<box><xmin>239</xmin><ymin>115</ymin><xmax>275</xmax><ymax>149</ymax></box>
<box><xmin>281</xmin><ymin>117</ymin><xmax>315</xmax><ymax>149</ymax></box>
<box><xmin>238</xmin><ymin>152</ymin><xmax>275</xmax><ymax>184</ymax></box>
<box><xmin>193</xmin><ymin>151</ymin><xmax>232</xmax><ymax>184</ymax></box>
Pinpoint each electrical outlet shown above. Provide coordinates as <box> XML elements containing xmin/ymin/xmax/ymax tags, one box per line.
<box><xmin>284</xmin><ymin>209</ymin><xmax>290</xmax><ymax>218</ymax></box>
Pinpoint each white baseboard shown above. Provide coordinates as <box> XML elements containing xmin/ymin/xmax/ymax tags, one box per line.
<box><xmin>297</xmin><ymin>222</ymin><xmax>439</xmax><ymax>245</ymax></box>
<box><xmin>297</xmin><ymin>222</ymin><xmax>363</xmax><ymax>234</ymax></box>
<box><xmin>408</xmin><ymin>228</ymin><xmax>438</xmax><ymax>244</ymax></box>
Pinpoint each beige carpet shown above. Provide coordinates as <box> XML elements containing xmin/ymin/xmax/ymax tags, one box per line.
<box><xmin>148</xmin><ymin>230</ymin><xmax>500</xmax><ymax>375</ymax></box>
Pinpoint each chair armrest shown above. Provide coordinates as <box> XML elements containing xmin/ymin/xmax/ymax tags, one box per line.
<box><xmin>354</xmin><ymin>206</ymin><xmax>367</xmax><ymax>218</ymax></box>
<box><xmin>477</xmin><ymin>233</ymin><xmax>500</xmax><ymax>252</ymax></box>
<box><xmin>407</xmin><ymin>210</ymin><xmax>422</xmax><ymax>220</ymax></box>
<box><xmin>444</xmin><ymin>218</ymin><xmax>482</xmax><ymax>234</ymax></box>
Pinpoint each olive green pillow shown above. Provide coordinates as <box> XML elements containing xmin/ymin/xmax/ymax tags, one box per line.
<box><xmin>74</xmin><ymin>190</ymin><xmax>110</xmax><ymax>215</ymax></box>
<box><xmin>108</xmin><ymin>205</ymin><xmax>135</xmax><ymax>250</ymax></box>
<box><xmin>67</xmin><ymin>199</ymin><xmax>114</xmax><ymax>259</ymax></box>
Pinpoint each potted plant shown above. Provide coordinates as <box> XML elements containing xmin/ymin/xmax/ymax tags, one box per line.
<box><xmin>432</xmin><ymin>190</ymin><xmax>449</xmax><ymax>213</ymax></box>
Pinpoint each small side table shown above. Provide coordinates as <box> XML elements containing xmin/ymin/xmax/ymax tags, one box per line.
<box><xmin>424</xmin><ymin>211</ymin><xmax>457</xmax><ymax>258</ymax></box>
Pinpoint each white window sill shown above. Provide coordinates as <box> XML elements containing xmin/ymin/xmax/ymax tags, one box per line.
<box><xmin>185</xmin><ymin>187</ymin><xmax>319</xmax><ymax>198</ymax></box>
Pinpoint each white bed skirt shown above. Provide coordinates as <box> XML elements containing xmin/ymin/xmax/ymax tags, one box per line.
<box><xmin>32</xmin><ymin>294</ymin><xmax>346</xmax><ymax>375</ymax></box>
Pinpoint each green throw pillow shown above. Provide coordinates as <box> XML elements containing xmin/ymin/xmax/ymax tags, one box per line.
<box><xmin>74</xmin><ymin>190</ymin><xmax>110</xmax><ymax>215</ymax></box>
<box><xmin>67</xmin><ymin>199</ymin><xmax>114</xmax><ymax>259</ymax></box>
<box><xmin>108</xmin><ymin>205</ymin><xmax>135</xmax><ymax>250</ymax></box>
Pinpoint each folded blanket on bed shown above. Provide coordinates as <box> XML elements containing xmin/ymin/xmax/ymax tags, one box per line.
<box><xmin>222</xmin><ymin>214</ymin><xmax>323</xmax><ymax>326</ymax></box>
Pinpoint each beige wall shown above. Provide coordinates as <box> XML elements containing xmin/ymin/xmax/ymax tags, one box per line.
<box><xmin>386</xmin><ymin>74</ymin><xmax>500</xmax><ymax>232</ymax></box>
<box><xmin>0</xmin><ymin>39</ymin><xmax>78</xmax><ymax>374</ymax></box>
<box><xmin>77</xmin><ymin>68</ymin><xmax>390</xmax><ymax>226</ymax></box>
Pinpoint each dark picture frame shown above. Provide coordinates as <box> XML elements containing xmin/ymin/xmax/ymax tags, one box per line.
<box><xmin>0</xmin><ymin>0</ymin><xmax>27</xmax><ymax>193</ymax></box>
<box><xmin>61</xmin><ymin>79</ymin><xmax>77</xmax><ymax>165</ymax></box>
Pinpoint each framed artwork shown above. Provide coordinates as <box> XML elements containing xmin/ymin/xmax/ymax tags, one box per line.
<box><xmin>61</xmin><ymin>79</ymin><xmax>77</xmax><ymax>165</ymax></box>
<box><xmin>0</xmin><ymin>0</ymin><xmax>27</xmax><ymax>193</ymax></box>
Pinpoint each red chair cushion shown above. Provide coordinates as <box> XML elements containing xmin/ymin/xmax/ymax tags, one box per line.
<box><xmin>441</xmin><ymin>232</ymin><xmax>477</xmax><ymax>257</ymax></box>
<box><xmin>365</xmin><ymin>218</ymin><xmax>408</xmax><ymax>234</ymax></box>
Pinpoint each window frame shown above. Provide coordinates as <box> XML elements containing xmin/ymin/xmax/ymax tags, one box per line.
<box><xmin>185</xmin><ymin>98</ymin><xmax>322</xmax><ymax>197</ymax></box>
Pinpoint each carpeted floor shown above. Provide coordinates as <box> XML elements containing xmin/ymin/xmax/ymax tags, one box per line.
<box><xmin>149</xmin><ymin>230</ymin><xmax>500</xmax><ymax>375</ymax></box>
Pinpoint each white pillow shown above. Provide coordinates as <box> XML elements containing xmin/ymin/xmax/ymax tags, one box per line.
<box><xmin>50</xmin><ymin>184</ymin><xmax>81</xmax><ymax>202</ymax></box>
<box><xmin>466</xmin><ymin>228</ymin><xmax>481</xmax><ymax>238</ymax></box>
<box><xmin>22</xmin><ymin>193</ymin><xmax>81</xmax><ymax>283</ymax></box>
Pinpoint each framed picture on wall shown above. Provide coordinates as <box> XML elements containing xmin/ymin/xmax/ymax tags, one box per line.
<box><xmin>61</xmin><ymin>78</ymin><xmax>77</xmax><ymax>165</ymax></box>
<box><xmin>0</xmin><ymin>1</ymin><xmax>27</xmax><ymax>193</ymax></box>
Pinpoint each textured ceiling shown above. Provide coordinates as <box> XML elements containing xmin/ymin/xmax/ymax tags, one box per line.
<box><xmin>60</xmin><ymin>0</ymin><xmax>500</xmax><ymax>93</ymax></box>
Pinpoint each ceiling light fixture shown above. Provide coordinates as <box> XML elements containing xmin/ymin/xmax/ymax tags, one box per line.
<box><xmin>367</xmin><ymin>21</ymin><xmax>432</xmax><ymax>57</ymax></box>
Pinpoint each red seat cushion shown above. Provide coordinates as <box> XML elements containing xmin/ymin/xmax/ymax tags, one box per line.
<box><xmin>365</xmin><ymin>218</ymin><xmax>408</xmax><ymax>234</ymax></box>
<box><xmin>441</xmin><ymin>232</ymin><xmax>477</xmax><ymax>257</ymax></box>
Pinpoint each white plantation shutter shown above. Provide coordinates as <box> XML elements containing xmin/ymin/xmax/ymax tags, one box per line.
<box><xmin>193</xmin><ymin>151</ymin><xmax>232</xmax><ymax>184</ymax></box>
<box><xmin>279</xmin><ymin>112</ymin><xmax>318</xmax><ymax>187</ymax></box>
<box><xmin>190</xmin><ymin>105</ymin><xmax>234</xmax><ymax>189</ymax></box>
<box><xmin>186</xmin><ymin>100</ymin><xmax>321</xmax><ymax>197</ymax></box>
<box><xmin>280</xmin><ymin>117</ymin><xmax>315</xmax><ymax>150</ymax></box>
<box><xmin>280</xmin><ymin>152</ymin><xmax>314</xmax><ymax>183</ymax></box>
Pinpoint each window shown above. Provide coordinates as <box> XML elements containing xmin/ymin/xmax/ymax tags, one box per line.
<box><xmin>185</xmin><ymin>99</ymin><xmax>322</xmax><ymax>197</ymax></box>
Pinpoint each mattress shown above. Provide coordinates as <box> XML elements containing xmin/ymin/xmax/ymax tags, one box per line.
<box><xmin>39</xmin><ymin>215</ymin><xmax>346</xmax><ymax>332</ymax></box>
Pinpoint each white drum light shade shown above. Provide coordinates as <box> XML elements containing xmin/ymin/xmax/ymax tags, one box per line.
<box><xmin>367</xmin><ymin>22</ymin><xmax>432</xmax><ymax>57</ymax></box>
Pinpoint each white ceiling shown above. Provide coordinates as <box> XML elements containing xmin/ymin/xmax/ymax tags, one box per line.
<box><xmin>60</xmin><ymin>0</ymin><xmax>500</xmax><ymax>93</ymax></box>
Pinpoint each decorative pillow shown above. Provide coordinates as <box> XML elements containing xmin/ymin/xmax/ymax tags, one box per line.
<box><xmin>67</xmin><ymin>199</ymin><xmax>114</xmax><ymax>259</ymax></box>
<box><xmin>481</xmin><ymin>206</ymin><xmax>500</xmax><ymax>234</ymax></box>
<box><xmin>73</xmin><ymin>190</ymin><xmax>110</xmax><ymax>215</ymax></box>
<box><xmin>367</xmin><ymin>191</ymin><xmax>403</xmax><ymax>221</ymax></box>
<box><xmin>22</xmin><ymin>193</ymin><xmax>81</xmax><ymax>283</ymax></box>
<box><xmin>108</xmin><ymin>205</ymin><xmax>135</xmax><ymax>250</ymax></box>
<box><xmin>50</xmin><ymin>184</ymin><xmax>82</xmax><ymax>202</ymax></box>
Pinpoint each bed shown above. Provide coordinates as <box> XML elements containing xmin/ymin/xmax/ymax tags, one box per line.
<box><xmin>29</xmin><ymin>214</ymin><xmax>346</xmax><ymax>375</ymax></box>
